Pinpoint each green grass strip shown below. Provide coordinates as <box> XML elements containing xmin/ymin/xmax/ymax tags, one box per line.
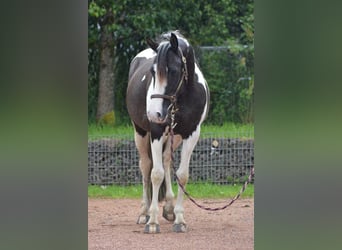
<box><xmin>88</xmin><ymin>122</ymin><xmax>254</xmax><ymax>139</ymax></box>
<box><xmin>201</xmin><ymin>122</ymin><xmax>254</xmax><ymax>138</ymax></box>
<box><xmin>88</xmin><ymin>123</ymin><xmax>134</xmax><ymax>140</ymax></box>
<box><xmin>88</xmin><ymin>183</ymin><xmax>254</xmax><ymax>199</ymax></box>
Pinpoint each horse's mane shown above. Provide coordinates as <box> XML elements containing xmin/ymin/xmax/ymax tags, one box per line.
<box><xmin>160</xmin><ymin>30</ymin><xmax>185</xmax><ymax>41</ymax></box>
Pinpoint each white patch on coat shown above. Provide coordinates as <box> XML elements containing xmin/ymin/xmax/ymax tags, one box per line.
<box><xmin>141</xmin><ymin>75</ymin><xmax>146</xmax><ymax>82</ymax></box>
<box><xmin>135</xmin><ymin>48</ymin><xmax>156</xmax><ymax>59</ymax></box>
<box><xmin>146</xmin><ymin>64</ymin><xmax>167</xmax><ymax>123</ymax></box>
<box><xmin>173</xmin><ymin>123</ymin><xmax>200</xmax><ymax>225</ymax></box>
<box><xmin>195</xmin><ymin>63</ymin><xmax>209</xmax><ymax>124</ymax></box>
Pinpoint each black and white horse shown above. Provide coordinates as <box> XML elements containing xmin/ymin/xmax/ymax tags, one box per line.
<box><xmin>126</xmin><ymin>31</ymin><xmax>209</xmax><ymax>233</ymax></box>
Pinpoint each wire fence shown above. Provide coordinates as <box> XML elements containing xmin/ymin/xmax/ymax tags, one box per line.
<box><xmin>88</xmin><ymin>129</ymin><xmax>254</xmax><ymax>185</ymax></box>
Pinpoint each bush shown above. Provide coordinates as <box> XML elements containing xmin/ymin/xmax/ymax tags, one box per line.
<box><xmin>197</xmin><ymin>43</ymin><xmax>254</xmax><ymax>124</ymax></box>
<box><xmin>88</xmin><ymin>45</ymin><xmax>254</xmax><ymax>125</ymax></box>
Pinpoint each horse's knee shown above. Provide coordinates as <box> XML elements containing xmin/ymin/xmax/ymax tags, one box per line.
<box><xmin>176</xmin><ymin>169</ymin><xmax>189</xmax><ymax>185</ymax></box>
<box><xmin>139</xmin><ymin>157</ymin><xmax>151</xmax><ymax>171</ymax></box>
<box><xmin>151</xmin><ymin>167</ymin><xmax>164</xmax><ymax>185</ymax></box>
<box><xmin>163</xmin><ymin>151</ymin><xmax>171</xmax><ymax>164</ymax></box>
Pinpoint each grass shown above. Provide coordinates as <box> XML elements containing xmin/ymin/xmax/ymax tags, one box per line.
<box><xmin>88</xmin><ymin>122</ymin><xmax>254</xmax><ymax>139</ymax></box>
<box><xmin>88</xmin><ymin>184</ymin><xmax>142</xmax><ymax>199</ymax></box>
<box><xmin>88</xmin><ymin>183</ymin><xmax>254</xmax><ymax>199</ymax></box>
<box><xmin>201</xmin><ymin>122</ymin><xmax>254</xmax><ymax>138</ymax></box>
<box><xmin>88</xmin><ymin>123</ymin><xmax>134</xmax><ymax>139</ymax></box>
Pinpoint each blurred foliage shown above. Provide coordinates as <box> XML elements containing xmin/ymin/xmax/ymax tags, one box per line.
<box><xmin>197</xmin><ymin>42</ymin><xmax>254</xmax><ymax>124</ymax></box>
<box><xmin>97</xmin><ymin>110</ymin><xmax>115</xmax><ymax>125</ymax></box>
<box><xmin>88</xmin><ymin>0</ymin><xmax>254</xmax><ymax>125</ymax></box>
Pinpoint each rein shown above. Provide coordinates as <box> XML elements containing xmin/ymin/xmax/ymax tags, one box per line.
<box><xmin>169</xmin><ymin>112</ymin><xmax>254</xmax><ymax>211</ymax></box>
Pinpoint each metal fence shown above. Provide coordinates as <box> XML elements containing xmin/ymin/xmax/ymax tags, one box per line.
<box><xmin>88</xmin><ymin>129</ymin><xmax>254</xmax><ymax>185</ymax></box>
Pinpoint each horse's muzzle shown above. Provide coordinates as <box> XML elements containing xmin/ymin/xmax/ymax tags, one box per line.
<box><xmin>147</xmin><ymin>111</ymin><xmax>169</xmax><ymax>124</ymax></box>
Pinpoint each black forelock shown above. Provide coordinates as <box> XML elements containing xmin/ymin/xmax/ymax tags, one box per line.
<box><xmin>156</xmin><ymin>42</ymin><xmax>170</xmax><ymax>82</ymax></box>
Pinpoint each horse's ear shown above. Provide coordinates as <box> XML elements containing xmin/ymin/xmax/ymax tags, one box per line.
<box><xmin>170</xmin><ymin>33</ymin><xmax>178</xmax><ymax>52</ymax></box>
<box><xmin>146</xmin><ymin>38</ymin><xmax>159</xmax><ymax>52</ymax></box>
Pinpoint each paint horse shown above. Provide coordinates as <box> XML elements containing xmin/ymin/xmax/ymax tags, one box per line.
<box><xmin>126</xmin><ymin>31</ymin><xmax>209</xmax><ymax>233</ymax></box>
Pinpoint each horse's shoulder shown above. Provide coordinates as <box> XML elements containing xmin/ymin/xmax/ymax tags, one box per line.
<box><xmin>129</xmin><ymin>49</ymin><xmax>156</xmax><ymax>80</ymax></box>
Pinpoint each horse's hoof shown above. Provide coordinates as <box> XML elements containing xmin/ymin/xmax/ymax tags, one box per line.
<box><xmin>172</xmin><ymin>223</ymin><xmax>187</xmax><ymax>233</ymax></box>
<box><xmin>162</xmin><ymin>207</ymin><xmax>175</xmax><ymax>222</ymax></box>
<box><xmin>136</xmin><ymin>215</ymin><xmax>150</xmax><ymax>224</ymax></box>
<box><xmin>144</xmin><ymin>223</ymin><xmax>160</xmax><ymax>233</ymax></box>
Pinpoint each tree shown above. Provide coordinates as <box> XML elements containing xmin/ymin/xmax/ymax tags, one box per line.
<box><xmin>89</xmin><ymin>1</ymin><xmax>115</xmax><ymax>124</ymax></box>
<box><xmin>88</xmin><ymin>0</ymin><xmax>254</xmax><ymax>124</ymax></box>
<box><xmin>96</xmin><ymin>8</ymin><xmax>115</xmax><ymax>123</ymax></box>
<box><xmin>88</xmin><ymin>0</ymin><xmax>186</xmax><ymax>123</ymax></box>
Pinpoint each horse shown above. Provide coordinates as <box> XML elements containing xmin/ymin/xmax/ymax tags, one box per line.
<box><xmin>126</xmin><ymin>31</ymin><xmax>209</xmax><ymax>233</ymax></box>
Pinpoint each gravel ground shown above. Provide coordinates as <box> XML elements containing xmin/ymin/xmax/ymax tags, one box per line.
<box><xmin>88</xmin><ymin>198</ymin><xmax>254</xmax><ymax>250</ymax></box>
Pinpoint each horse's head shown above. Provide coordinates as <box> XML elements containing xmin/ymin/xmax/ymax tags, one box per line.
<box><xmin>145</xmin><ymin>32</ymin><xmax>194</xmax><ymax>124</ymax></box>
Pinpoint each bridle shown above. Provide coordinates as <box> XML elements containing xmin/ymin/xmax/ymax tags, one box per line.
<box><xmin>150</xmin><ymin>47</ymin><xmax>188</xmax><ymax>125</ymax></box>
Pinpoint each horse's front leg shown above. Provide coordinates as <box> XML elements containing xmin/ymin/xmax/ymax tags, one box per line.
<box><xmin>162</xmin><ymin>134</ymin><xmax>182</xmax><ymax>222</ymax></box>
<box><xmin>145</xmin><ymin>136</ymin><xmax>164</xmax><ymax>233</ymax></box>
<box><xmin>173</xmin><ymin>128</ymin><xmax>201</xmax><ymax>233</ymax></box>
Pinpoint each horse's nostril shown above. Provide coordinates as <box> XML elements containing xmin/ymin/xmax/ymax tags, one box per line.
<box><xmin>156</xmin><ymin>112</ymin><xmax>162</xmax><ymax>118</ymax></box>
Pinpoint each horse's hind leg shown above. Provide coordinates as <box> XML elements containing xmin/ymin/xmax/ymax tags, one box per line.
<box><xmin>173</xmin><ymin>128</ymin><xmax>201</xmax><ymax>233</ymax></box>
<box><xmin>162</xmin><ymin>134</ymin><xmax>182</xmax><ymax>222</ymax></box>
<box><xmin>134</xmin><ymin>131</ymin><xmax>152</xmax><ymax>224</ymax></box>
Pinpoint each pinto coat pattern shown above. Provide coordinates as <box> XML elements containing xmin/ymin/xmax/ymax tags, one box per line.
<box><xmin>126</xmin><ymin>31</ymin><xmax>209</xmax><ymax>233</ymax></box>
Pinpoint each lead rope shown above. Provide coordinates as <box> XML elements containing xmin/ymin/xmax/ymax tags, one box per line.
<box><xmin>169</xmin><ymin>110</ymin><xmax>254</xmax><ymax>211</ymax></box>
